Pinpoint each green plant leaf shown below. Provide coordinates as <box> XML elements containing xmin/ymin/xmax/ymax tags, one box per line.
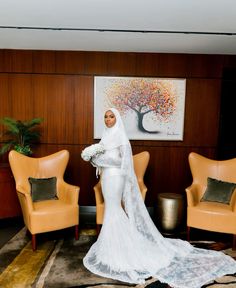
<box><xmin>0</xmin><ymin>143</ymin><xmax>12</xmax><ymax>154</ymax></box>
<box><xmin>0</xmin><ymin>117</ymin><xmax>43</xmax><ymax>155</ymax></box>
<box><xmin>0</xmin><ymin>117</ymin><xmax>19</xmax><ymax>134</ymax></box>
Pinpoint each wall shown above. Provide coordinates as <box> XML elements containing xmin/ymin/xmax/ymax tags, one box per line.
<box><xmin>0</xmin><ymin>49</ymin><xmax>236</xmax><ymax>206</ymax></box>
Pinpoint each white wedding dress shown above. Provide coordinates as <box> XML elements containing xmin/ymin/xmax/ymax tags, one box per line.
<box><xmin>83</xmin><ymin>108</ymin><xmax>236</xmax><ymax>288</ymax></box>
<box><xmin>83</xmin><ymin>145</ymin><xmax>236</xmax><ymax>288</ymax></box>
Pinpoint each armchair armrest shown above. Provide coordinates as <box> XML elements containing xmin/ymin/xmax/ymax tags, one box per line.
<box><xmin>16</xmin><ymin>185</ymin><xmax>34</xmax><ymax>212</ymax></box>
<box><xmin>230</xmin><ymin>190</ymin><xmax>236</xmax><ymax>212</ymax></box>
<box><xmin>94</xmin><ymin>181</ymin><xmax>104</xmax><ymax>205</ymax></box>
<box><xmin>58</xmin><ymin>181</ymin><xmax>79</xmax><ymax>204</ymax></box>
<box><xmin>185</xmin><ymin>184</ymin><xmax>200</xmax><ymax>206</ymax></box>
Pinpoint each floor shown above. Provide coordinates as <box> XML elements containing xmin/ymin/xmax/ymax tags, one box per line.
<box><xmin>0</xmin><ymin>217</ymin><xmax>24</xmax><ymax>248</ymax></box>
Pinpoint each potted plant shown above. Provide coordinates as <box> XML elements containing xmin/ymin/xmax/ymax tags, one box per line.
<box><xmin>0</xmin><ymin>117</ymin><xmax>43</xmax><ymax>156</ymax></box>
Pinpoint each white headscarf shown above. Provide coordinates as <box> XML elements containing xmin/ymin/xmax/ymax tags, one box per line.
<box><xmin>99</xmin><ymin>108</ymin><xmax>130</xmax><ymax>150</ymax></box>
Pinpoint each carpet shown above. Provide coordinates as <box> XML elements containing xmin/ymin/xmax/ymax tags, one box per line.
<box><xmin>0</xmin><ymin>228</ymin><xmax>236</xmax><ymax>288</ymax></box>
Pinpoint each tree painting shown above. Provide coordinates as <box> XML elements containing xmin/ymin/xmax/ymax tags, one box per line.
<box><xmin>105</xmin><ymin>78</ymin><xmax>177</xmax><ymax>133</ymax></box>
<box><xmin>94</xmin><ymin>77</ymin><xmax>186</xmax><ymax>140</ymax></box>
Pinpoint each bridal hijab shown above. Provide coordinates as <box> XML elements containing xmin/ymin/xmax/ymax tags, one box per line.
<box><xmin>99</xmin><ymin>108</ymin><xmax>130</xmax><ymax>150</ymax></box>
<box><xmin>83</xmin><ymin>108</ymin><xmax>236</xmax><ymax>288</ymax></box>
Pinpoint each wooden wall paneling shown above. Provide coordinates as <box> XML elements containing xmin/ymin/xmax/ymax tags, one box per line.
<box><xmin>74</xmin><ymin>74</ymin><xmax>132</xmax><ymax>205</ymax></box>
<box><xmin>0</xmin><ymin>48</ymin><xmax>229</xmax><ymax>208</ymax></box>
<box><xmin>0</xmin><ymin>74</ymin><xmax>10</xmax><ymax>163</ymax></box>
<box><xmin>0</xmin><ymin>164</ymin><xmax>21</xmax><ymax>218</ymax></box>
<box><xmin>148</xmin><ymin>146</ymin><xmax>171</xmax><ymax>196</ymax></box>
<box><xmin>131</xmin><ymin>139</ymin><xmax>182</xmax><ymax>149</ymax></box>
<box><xmin>55</xmin><ymin>51</ymin><xmax>86</xmax><ymax>74</ymax></box>
<box><xmin>84</xmin><ymin>51</ymin><xmax>109</xmax><ymax>75</ymax></box>
<box><xmin>0</xmin><ymin>74</ymin><xmax>11</xmax><ymax>154</ymax></box>
<box><xmin>0</xmin><ymin>50</ymin><xmax>4</xmax><ymax>72</ymax></box>
<box><xmin>3</xmin><ymin>50</ymin><xmax>33</xmax><ymax>73</ymax></box>
<box><xmin>51</xmin><ymin>75</ymin><xmax>76</xmax><ymax>143</ymax></box>
<box><xmin>31</xmin><ymin>75</ymin><xmax>50</xmax><ymax>143</ymax></box>
<box><xmin>183</xmin><ymin>78</ymin><xmax>221</xmax><ymax>146</ymax></box>
<box><xmin>32</xmin><ymin>74</ymin><xmax>75</xmax><ymax>144</ymax></box>
<box><xmin>0</xmin><ymin>74</ymin><xmax>11</xmax><ymax>120</ymax></box>
<box><xmin>150</xmin><ymin>148</ymin><xmax>166</xmax><ymax>202</ymax></box>
<box><xmin>107</xmin><ymin>52</ymin><xmax>137</xmax><ymax>75</ymax></box>
<box><xmin>32</xmin><ymin>50</ymin><xmax>56</xmax><ymax>74</ymax></box>
<box><xmin>135</xmin><ymin>53</ymin><xmax>160</xmax><ymax>76</ymax></box>
<box><xmin>168</xmin><ymin>146</ymin><xmax>193</xmax><ymax>193</ymax></box>
<box><xmin>73</xmin><ymin>76</ymin><xmax>94</xmax><ymax>144</ymax></box>
<box><xmin>188</xmin><ymin>54</ymin><xmax>224</xmax><ymax>78</ymax></box>
<box><xmin>9</xmin><ymin>74</ymin><xmax>34</xmax><ymax>120</ymax></box>
<box><xmin>144</xmin><ymin>146</ymin><xmax>179</xmax><ymax>205</ymax></box>
<box><xmin>157</xmin><ymin>53</ymin><xmax>189</xmax><ymax>78</ymax></box>
<box><xmin>34</xmin><ymin>144</ymin><xmax>70</xmax><ymax>159</ymax></box>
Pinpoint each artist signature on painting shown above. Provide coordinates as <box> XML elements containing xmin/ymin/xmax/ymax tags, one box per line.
<box><xmin>167</xmin><ymin>132</ymin><xmax>180</xmax><ymax>136</ymax></box>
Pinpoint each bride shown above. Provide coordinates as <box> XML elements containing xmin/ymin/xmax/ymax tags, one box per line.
<box><xmin>82</xmin><ymin>108</ymin><xmax>236</xmax><ymax>288</ymax></box>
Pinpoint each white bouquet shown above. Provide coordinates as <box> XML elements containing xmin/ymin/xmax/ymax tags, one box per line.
<box><xmin>81</xmin><ymin>143</ymin><xmax>105</xmax><ymax>162</ymax></box>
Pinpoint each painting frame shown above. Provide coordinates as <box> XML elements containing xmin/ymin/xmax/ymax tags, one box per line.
<box><xmin>94</xmin><ymin>76</ymin><xmax>186</xmax><ymax>141</ymax></box>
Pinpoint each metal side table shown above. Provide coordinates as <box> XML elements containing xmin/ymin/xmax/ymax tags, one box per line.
<box><xmin>156</xmin><ymin>193</ymin><xmax>184</xmax><ymax>235</ymax></box>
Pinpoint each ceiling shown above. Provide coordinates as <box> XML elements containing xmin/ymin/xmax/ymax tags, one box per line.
<box><xmin>0</xmin><ymin>0</ymin><xmax>236</xmax><ymax>55</ymax></box>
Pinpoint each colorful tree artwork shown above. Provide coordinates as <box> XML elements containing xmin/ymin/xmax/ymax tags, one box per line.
<box><xmin>94</xmin><ymin>77</ymin><xmax>186</xmax><ymax>141</ymax></box>
<box><xmin>105</xmin><ymin>78</ymin><xmax>177</xmax><ymax>133</ymax></box>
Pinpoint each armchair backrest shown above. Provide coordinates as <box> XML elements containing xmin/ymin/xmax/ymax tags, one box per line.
<box><xmin>133</xmin><ymin>151</ymin><xmax>150</xmax><ymax>182</ymax></box>
<box><xmin>9</xmin><ymin>150</ymin><xmax>69</xmax><ymax>192</ymax></box>
<box><xmin>188</xmin><ymin>152</ymin><xmax>236</xmax><ymax>197</ymax></box>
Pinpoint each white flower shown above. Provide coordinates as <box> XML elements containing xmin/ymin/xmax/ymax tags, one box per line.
<box><xmin>81</xmin><ymin>143</ymin><xmax>105</xmax><ymax>162</ymax></box>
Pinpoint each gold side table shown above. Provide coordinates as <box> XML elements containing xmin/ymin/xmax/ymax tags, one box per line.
<box><xmin>156</xmin><ymin>193</ymin><xmax>184</xmax><ymax>234</ymax></box>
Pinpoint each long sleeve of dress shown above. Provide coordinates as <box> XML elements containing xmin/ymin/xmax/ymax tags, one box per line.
<box><xmin>90</xmin><ymin>144</ymin><xmax>132</xmax><ymax>177</ymax></box>
<box><xmin>90</xmin><ymin>146</ymin><xmax>130</xmax><ymax>169</ymax></box>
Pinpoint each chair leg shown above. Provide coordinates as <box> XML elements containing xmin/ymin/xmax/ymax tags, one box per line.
<box><xmin>75</xmin><ymin>225</ymin><xmax>79</xmax><ymax>240</ymax></box>
<box><xmin>32</xmin><ymin>234</ymin><xmax>36</xmax><ymax>251</ymax></box>
<box><xmin>186</xmin><ymin>226</ymin><xmax>190</xmax><ymax>242</ymax></box>
<box><xmin>233</xmin><ymin>234</ymin><xmax>236</xmax><ymax>251</ymax></box>
<box><xmin>96</xmin><ymin>224</ymin><xmax>101</xmax><ymax>236</ymax></box>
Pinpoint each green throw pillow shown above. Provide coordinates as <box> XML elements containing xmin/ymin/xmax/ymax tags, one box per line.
<box><xmin>201</xmin><ymin>177</ymin><xmax>236</xmax><ymax>204</ymax></box>
<box><xmin>28</xmin><ymin>177</ymin><xmax>58</xmax><ymax>202</ymax></box>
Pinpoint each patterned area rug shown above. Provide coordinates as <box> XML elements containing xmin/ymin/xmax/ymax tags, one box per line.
<box><xmin>0</xmin><ymin>228</ymin><xmax>235</xmax><ymax>288</ymax></box>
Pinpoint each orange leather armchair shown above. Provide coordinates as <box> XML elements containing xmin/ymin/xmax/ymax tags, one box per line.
<box><xmin>94</xmin><ymin>151</ymin><xmax>150</xmax><ymax>234</ymax></box>
<box><xmin>186</xmin><ymin>152</ymin><xmax>236</xmax><ymax>250</ymax></box>
<box><xmin>8</xmin><ymin>150</ymin><xmax>79</xmax><ymax>251</ymax></box>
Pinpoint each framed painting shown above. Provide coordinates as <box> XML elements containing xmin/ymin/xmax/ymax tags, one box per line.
<box><xmin>94</xmin><ymin>76</ymin><xmax>186</xmax><ymax>141</ymax></box>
